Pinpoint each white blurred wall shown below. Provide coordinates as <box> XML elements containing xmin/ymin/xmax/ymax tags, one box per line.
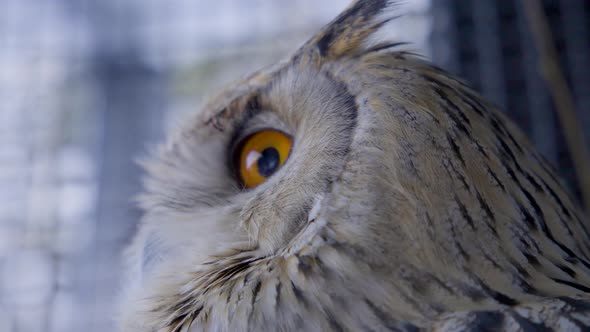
<box><xmin>0</xmin><ymin>1</ymin><xmax>432</xmax><ymax>331</ymax></box>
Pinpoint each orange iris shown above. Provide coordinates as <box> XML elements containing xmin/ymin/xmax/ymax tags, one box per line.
<box><xmin>237</xmin><ymin>130</ymin><xmax>292</xmax><ymax>189</ymax></box>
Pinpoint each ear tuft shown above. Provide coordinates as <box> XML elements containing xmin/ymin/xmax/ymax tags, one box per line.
<box><xmin>302</xmin><ymin>0</ymin><xmax>399</xmax><ymax>59</ymax></box>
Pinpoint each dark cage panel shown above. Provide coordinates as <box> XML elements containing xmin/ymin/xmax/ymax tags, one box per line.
<box><xmin>430</xmin><ymin>0</ymin><xmax>590</xmax><ymax>205</ymax></box>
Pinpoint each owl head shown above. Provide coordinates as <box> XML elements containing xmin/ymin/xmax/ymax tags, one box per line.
<box><xmin>118</xmin><ymin>1</ymin><xmax>589</xmax><ymax>331</ymax></box>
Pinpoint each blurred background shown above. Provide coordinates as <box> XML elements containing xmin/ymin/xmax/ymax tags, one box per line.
<box><xmin>0</xmin><ymin>0</ymin><xmax>588</xmax><ymax>331</ymax></box>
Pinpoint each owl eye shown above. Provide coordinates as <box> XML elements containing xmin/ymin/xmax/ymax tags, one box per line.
<box><xmin>236</xmin><ymin>129</ymin><xmax>292</xmax><ymax>189</ymax></box>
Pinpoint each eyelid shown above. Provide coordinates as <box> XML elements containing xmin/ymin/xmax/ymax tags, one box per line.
<box><xmin>233</xmin><ymin>112</ymin><xmax>292</xmax><ymax>141</ymax></box>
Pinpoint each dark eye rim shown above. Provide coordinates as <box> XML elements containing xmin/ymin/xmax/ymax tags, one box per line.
<box><xmin>231</xmin><ymin>128</ymin><xmax>293</xmax><ymax>190</ymax></box>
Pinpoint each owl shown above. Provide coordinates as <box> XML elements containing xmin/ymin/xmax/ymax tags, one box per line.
<box><xmin>118</xmin><ymin>1</ymin><xmax>590</xmax><ymax>331</ymax></box>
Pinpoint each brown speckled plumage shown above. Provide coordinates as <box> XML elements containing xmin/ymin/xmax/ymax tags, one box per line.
<box><xmin>118</xmin><ymin>1</ymin><xmax>590</xmax><ymax>331</ymax></box>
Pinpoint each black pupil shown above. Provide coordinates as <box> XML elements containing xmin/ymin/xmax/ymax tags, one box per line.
<box><xmin>257</xmin><ymin>147</ymin><xmax>280</xmax><ymax>177</ymax></box>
